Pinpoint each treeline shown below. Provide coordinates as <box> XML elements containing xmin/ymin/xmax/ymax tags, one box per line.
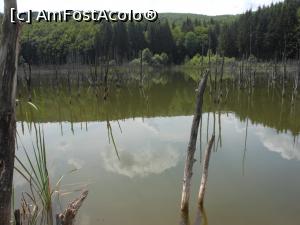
<box><xmin>19</xmin><ymin>0</ymin><xmax>300</xmax><ymax>66</ymax></box>
<box><xmin>220</xmin><ymin>0</ymin><xmax>300</xmax><ymax>60</ymax></box>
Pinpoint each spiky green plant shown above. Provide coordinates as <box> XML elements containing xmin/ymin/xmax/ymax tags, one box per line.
<box><xmin>15</xmin><ymin>124</ymin><xmax>53</xmax><ymax>224</ymax></box>
<box><xmin>15</xmin><ymin>123</ymin><xmax>81</xmax><ymax>225</ymax></box>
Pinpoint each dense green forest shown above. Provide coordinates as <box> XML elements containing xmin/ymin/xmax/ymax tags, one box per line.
<box><xmin>14</xmin><ymin>0</ymin><xmax>300</xmax><ymax>65</ymax></box>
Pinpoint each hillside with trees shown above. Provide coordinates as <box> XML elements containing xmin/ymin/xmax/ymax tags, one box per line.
<box><xmin>18</xmin><ymin>0</ymin><xmax>300</xmax><ymax>66</ymax></box>
<box><xmin>159</xmin><ymin>13</ymin><xmax>237</xmax><ymax>25</ymax></box>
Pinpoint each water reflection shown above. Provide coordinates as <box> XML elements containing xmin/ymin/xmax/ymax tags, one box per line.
<box><xmin>101</xmin><ymin>145</ymin><xmax>180</xmax><ymax>178</ymax></box>
<box><xmin>17</xmin><ymin>75</ymin><xmax>300</xmax><ymax>136</ymax></box>
<box><xmin>15</xmin><ymin>114</ymin><xmax>300</xmax><ymax>225</ymax></box>
<box><xmin>193</xmin><ymin>207</ymin><xmax>208</xmax><ymax>225</ymax></box>
<box><xmin>180</xmin><ymin>207</ymin><xmax>208</xmax><ymax>225</ymax></box>
<box><xmin>14</xmin><ymin>73</ymin><xmax>300</xmax><ymax>225</ymax></box>
<box><xmin>256</xmin><ymin>128</ymin><xmax>300</xmax><ymax>161</ymax></box>
<box><xmin>180</xmin><ymin>212</ymin><xmax>190</xmax><ymax>225</ymax></box>
<box><xmin>68</xmin><ymin>158</ymin><xmax>85</xmax><ymax>169</ymax></box>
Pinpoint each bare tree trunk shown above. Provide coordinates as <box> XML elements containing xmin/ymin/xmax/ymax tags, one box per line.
<box><xmin>282</xmin><ymin>37</ymin><xmax>287</xmax><ymax>98</ymax></box>
<box><xmin>272</xmin><ymin>57</ymin><xmax>277</xmax><ymax>87</ymax></box>
<box><xmin>214</xmin><ymin>53</ymin><xmax>218</xmax><ymax>95</ymax></box>
<box><xmin>181</xmin><ymin>72</ymin><xmax>208</xmax><ymax>212</ymax></box>
<box><xmin>296</xmin><ymin>59</ymin><xmax>300</xmax><ymax>94</ymax></box>
<box><xmin>23</xmin><ymin>62</ymin><xmax>32</xmax><ymax>101</ymax></box>
<box><xmin>140</xmin><ymin>50</ymin><xmax>143</xmax><ymax>87</ymax></box>
<box><xmin>218</xmin><ymin>54</ymin><xmax>225</xmax><ymax>102</ymax></box>
<box><xmin>0</xmin><ymin>0</ymin><xmax>20</xmax><ymax>224</ymax></box>
<box><xmin>282</xmin><ymin>56</ymin><xmax>286</xmax><ymax>98</ymax></box>
<box><xmin>239</xmin><ymin>56</ymin><xmax>244</xmax><ymax>89</ymax></box>
<box><xmin>217</xmin><ymin>111</ymin><xmax>222</xmax><ymax>149</ymax></box>
<box><xmin>198</xmin><ymin>135</ymin><xmax>215</xmax><ymax>206</ymax></box>
<box><xmin>103</xmin><ymin>55</ymin><xmax>110</xmax><ymax>101</ymax></box>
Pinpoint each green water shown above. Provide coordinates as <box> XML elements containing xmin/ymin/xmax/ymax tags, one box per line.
<box><xmin>15</xmin><ymin>73</ymin><xmax>300</xmax><ymax>225</ymax></box>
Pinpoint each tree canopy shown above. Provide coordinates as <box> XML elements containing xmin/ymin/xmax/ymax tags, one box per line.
<box><xmin>18</xmin><ymin>0</ymin><xmax>300</xmax><ymax>65</ymax></box>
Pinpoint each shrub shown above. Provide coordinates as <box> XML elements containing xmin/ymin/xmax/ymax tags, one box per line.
<box><xmin>142</xmin><ymin>48</ymin><xmax>153</xmax><ymax>64</ymax></box>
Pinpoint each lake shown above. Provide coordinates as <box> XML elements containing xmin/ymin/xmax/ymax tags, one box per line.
<box><xmin>14</xmin><ymin>72</ymin><xmax>300</xmax><ymax>225</ymax></box>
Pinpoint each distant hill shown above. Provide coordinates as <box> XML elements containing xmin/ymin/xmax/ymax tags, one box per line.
<box><xmin>159</xmin><ymin>12</ymin><xmax>238</xmax><ymax>25</ymax></box>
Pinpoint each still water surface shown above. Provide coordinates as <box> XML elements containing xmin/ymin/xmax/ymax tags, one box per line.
<box><xmin>15</xmin><ymin>74</ymin><xmax>300</xmax><ymax>225</ymax></box>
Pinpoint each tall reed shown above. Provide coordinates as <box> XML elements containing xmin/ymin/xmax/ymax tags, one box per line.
<box><xmin>15</xmin><ymin>124</ymin><xmax>53</xmax><ymax>224</ymax></box>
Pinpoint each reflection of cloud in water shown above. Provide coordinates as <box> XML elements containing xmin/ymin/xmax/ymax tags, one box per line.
<box><xmin>257</xmin><ymin>128</ymin><xmax>300</xmax><ymax>160</ymax></box>
<box><xmin>58</xmin><ymin>140</ymin><xmax>69</xmax><ymax>152</ymax></box>
<box><xmin>101</xmin><ymin>145</ymin><xmax>180</xmax><ymax>178</ymax></box>
<box><xmin>68</xmin><ymin>158</ymin><xmax>85</xmax><ymax>169</ymax></box>
<box><xmin>222</xmin><ymin>113</ymin><xmax>248</xmax><ymax>133</ymax></box>
<box><xmin>76</xmin><ymin>213</ymin><xmax>91</xmax><ymax>225</ymax></box>
<box><xmin>139</xmin><ymin>118</ymin><xmax>160</xmax><ymax>134</ymax></box>
<box><xmin>14</xmin><ymin>172</ymin><xmax>27</xmax><ymax>187</ymax></box>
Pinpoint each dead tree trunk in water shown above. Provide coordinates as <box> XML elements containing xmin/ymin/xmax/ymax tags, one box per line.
<box><xmin>291</xmin><ymin>59</ymin><xmax>300</xmax><ymax>105</ymax></box>
<box><xmin>140</xmin><ymin>50</ymin><xmax>143</xmax><ymax>87</ymax></box>
<box><xmin>239</xmin><ymin>56</ymin><xmax>244</xmax><ymax>89</ymax></box>
<box><xmin>103</xmin><ymin>56</ymin><xmax>110</xmax><ymax>100</ymax></box>
<box><xmin>23</xmin><ymin>62</ymin><xmax>32</xmax><ymax>101</ymax></box>
<box><xmin>282</xmin><ymin>38</ymin><xmax>287</xmax><ymax>98</ymax></box>
<box><xmin>208</xmin><ymin>50</ymin><xmax>212</xmax><ymax>95</ymax></box>
<box><xmin>181</xmin><ymin>72</ymin><xmax>208</xmax><ymax>212</ymax></box>
<box><xmin>218</xmin><ymin>54</ymin><xmax>225</xmax><ymax>102</ymax></box>
<box><xmin>198</xmin><ymin>135</ymin><xmax>215</xmax><ymax>206</ymax></box>
<box><xmin>0</xmin><ymin>0</ymin><xmax>20</xmax><ymax>224</ymax></box>
<box><xmin>56</xmin><ymin>190</ymin><xmax>88</xmax><ymax>225</ymax></box>
<box><xmin>296</xmin><ymin>58</ymin><xmax>300</xmax><ymax>95</ymax></box>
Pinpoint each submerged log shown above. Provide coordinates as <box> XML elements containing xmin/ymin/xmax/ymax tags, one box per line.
<box><xmin>0</xmin><ymin>0</ymin><xmax>20</xmax><ymax>224</ymax></box>
<box><xmin>181</xmin><ymin>72</ymin><xmax>208</xmax><ymax>212</ymax></box>
<box><xmin>56</xmin><ymin>190</ymin><xmax>88</xmax><ymax>225</ymax></box>
<box><xmin>198</xmin><ymin>135</ymin><xmax>215</xmax><ymax>206</ymax></box>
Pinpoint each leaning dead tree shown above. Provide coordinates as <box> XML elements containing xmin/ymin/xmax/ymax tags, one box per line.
<box><xmin>198</xmin><ymin>135</ymin><xmax>215</xmax><ymax>206</ymax></box>
<box><xmin>181</xmin><ymin>72</ymin><xmax>208</xmax><ymax>212</ymax></box>
<box><xmin>0</xmin><ymin>0</ymin><xmax>20</xmax><ymax>224</ymax></box>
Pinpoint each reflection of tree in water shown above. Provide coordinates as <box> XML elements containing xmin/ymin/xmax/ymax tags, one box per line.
<box><xmin>180</xmin><ymin>207</ymin><xmax>208</xmax><ymax>225</ymax></box>
<box><xmin>106</xmin><ymin>119</ymin><xmax>120</xmax><ymax>160</ymax></box>
<box><xmin>16</xmin><ymin>75</ymin><xmax>300</xmax><ymax>136</ymax></box>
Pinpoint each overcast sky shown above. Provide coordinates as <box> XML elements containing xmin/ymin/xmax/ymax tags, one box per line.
<box><xmin>0</xmin><ymin>0</ymin><xmax>283</xmax><ymax>15</ymax></box>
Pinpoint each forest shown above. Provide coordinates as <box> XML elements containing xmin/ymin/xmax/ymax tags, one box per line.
<box><xmin>13</xmin><ymin>0</ymin><xmax>300</xmax><ymax>67</ymax></box>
